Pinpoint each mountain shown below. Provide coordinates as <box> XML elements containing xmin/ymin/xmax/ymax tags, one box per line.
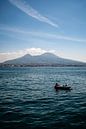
<box><xmin>2</xmin><ymin>53</ymin><xmax>86</xmax><ymax>66</ymax></box>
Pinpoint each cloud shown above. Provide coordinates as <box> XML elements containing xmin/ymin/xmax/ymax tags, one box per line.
<box><xmin>0</xmin><ymin>24</ymin><xmax>86</xmax><ymax>42</ymax></box>
<box><xmin>26</xmin><ymin>48</ymin><xmax>46</xmax><ymax>55</ymax></box>
<box><xmin>45</xmin><ymin>33</ymin><xmax>86</xmax><ymax>42</ymax></box>
<box><xmin>8</xmin><ymin>0</ymin><xmax>58</xmax><ymax>28</ymax></box>
<box><xmin>0</xmin><ymin>51</ymin><xmax>24</xmax><ymax>63</ymax></box>
<box><xmin>0</xmin><ymin>48</ymin><xmax>56</xmax><ymax>62</ymax></box>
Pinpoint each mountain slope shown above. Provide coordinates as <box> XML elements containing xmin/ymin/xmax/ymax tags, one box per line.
<box><xmin>3</xmin><ymin>53</ymin><xmax>86</xmax><ymax>66</ymax></box>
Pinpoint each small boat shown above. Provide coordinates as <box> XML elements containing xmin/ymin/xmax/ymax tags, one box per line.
<box><xmin>54</xmin><ymin>83</ymin><xmax>72</xmax><ymax>91</ymax></box>
<box><xmin>55</xmin><ymin>86</ymin><xmax>72</xmax><ymax>90</ymax></box>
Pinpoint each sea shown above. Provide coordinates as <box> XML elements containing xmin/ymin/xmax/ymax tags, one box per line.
<box><xmin>0</xmin><ymin>67</ymin><xmax>86</xmax><ymax>129</ymax></box>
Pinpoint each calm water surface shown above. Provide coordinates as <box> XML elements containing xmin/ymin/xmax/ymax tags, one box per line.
<box><xmin>0</xmin><ymin>67</ymin><xmax>86</xmax><ymax>129</ymax></box>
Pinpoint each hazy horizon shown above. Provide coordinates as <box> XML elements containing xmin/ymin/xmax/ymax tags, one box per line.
<box><xmin>0</xmin><ymin>51</ymin><xmax>86</xmax><ymax>63</ymax></box>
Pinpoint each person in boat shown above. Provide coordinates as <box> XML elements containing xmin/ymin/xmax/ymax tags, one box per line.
<box><xmin>55</xmin><ymin>83</ymin><xmax>71</xmax><ymax>90</ymax></box>
<box><xmin>64</xmin><ymin>84</ymin><xmax>68</xmax><ymax>87</ymax></box>
<box><xmin>55</xmin><ymin>83</ymin><xmax>60</xmax><ymax>88</ymax></box>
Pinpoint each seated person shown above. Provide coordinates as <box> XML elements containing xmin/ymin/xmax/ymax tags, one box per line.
<box><xmin>55</xmin><ymin>83</ymin><xmax>60</xmax><ymax>87</ymax></box>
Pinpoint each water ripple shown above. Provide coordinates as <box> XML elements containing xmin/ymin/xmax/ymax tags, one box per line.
<box><xmin>0</xmin><ymin>67</ymin><xmax>86</xmax><ymax>129</ymax></box>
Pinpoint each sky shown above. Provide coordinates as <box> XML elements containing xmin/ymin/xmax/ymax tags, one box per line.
<box><xmin>0</xmin><ymin>0</ymin><xmax>86</xmax><ymax>62</ymax></box>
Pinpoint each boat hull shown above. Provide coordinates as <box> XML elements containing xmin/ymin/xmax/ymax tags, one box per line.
<box><xmin>55</xmin><ymin>86</ymin><xmax>72</xmax><ymax>90</ymax></box>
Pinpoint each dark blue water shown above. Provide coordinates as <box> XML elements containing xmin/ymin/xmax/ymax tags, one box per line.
<box><xmin>0</xmin><ymin>67</ymin><xmax>86</xmax><ymax>129</ymax></box>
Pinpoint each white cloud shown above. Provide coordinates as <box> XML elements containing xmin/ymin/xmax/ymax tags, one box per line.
<box><xmin>26</xmin><ymin>48</ymin><xmax>46</xmax><ymax>55</ymax></box>
<box><xmin>0</xmin><ymin>51</ymin><xmax>24</xmax><ymax>63</ymax></box>
<box><xmin>8</xmin><ymin>0</ymin><xmax>58</xmax><ymax>28</ymax></box>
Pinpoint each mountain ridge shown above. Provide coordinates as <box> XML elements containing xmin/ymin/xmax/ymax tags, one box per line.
<box><xmin>1</xmin><ymin>52</ymin><xmax>86</xmax><ymax>67</ymax></box>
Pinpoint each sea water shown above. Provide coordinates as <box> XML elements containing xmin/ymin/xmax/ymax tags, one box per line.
<box><xmin>0</xmin><ymin>67</ymin><xmax>86</xmax><ymax>129</ymax></box>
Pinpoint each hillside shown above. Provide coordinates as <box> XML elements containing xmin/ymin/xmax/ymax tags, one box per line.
<box><xmin>1</xmin><ymin>53</ymin><xmax>86</xmax><ymax>66</ymax></box>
